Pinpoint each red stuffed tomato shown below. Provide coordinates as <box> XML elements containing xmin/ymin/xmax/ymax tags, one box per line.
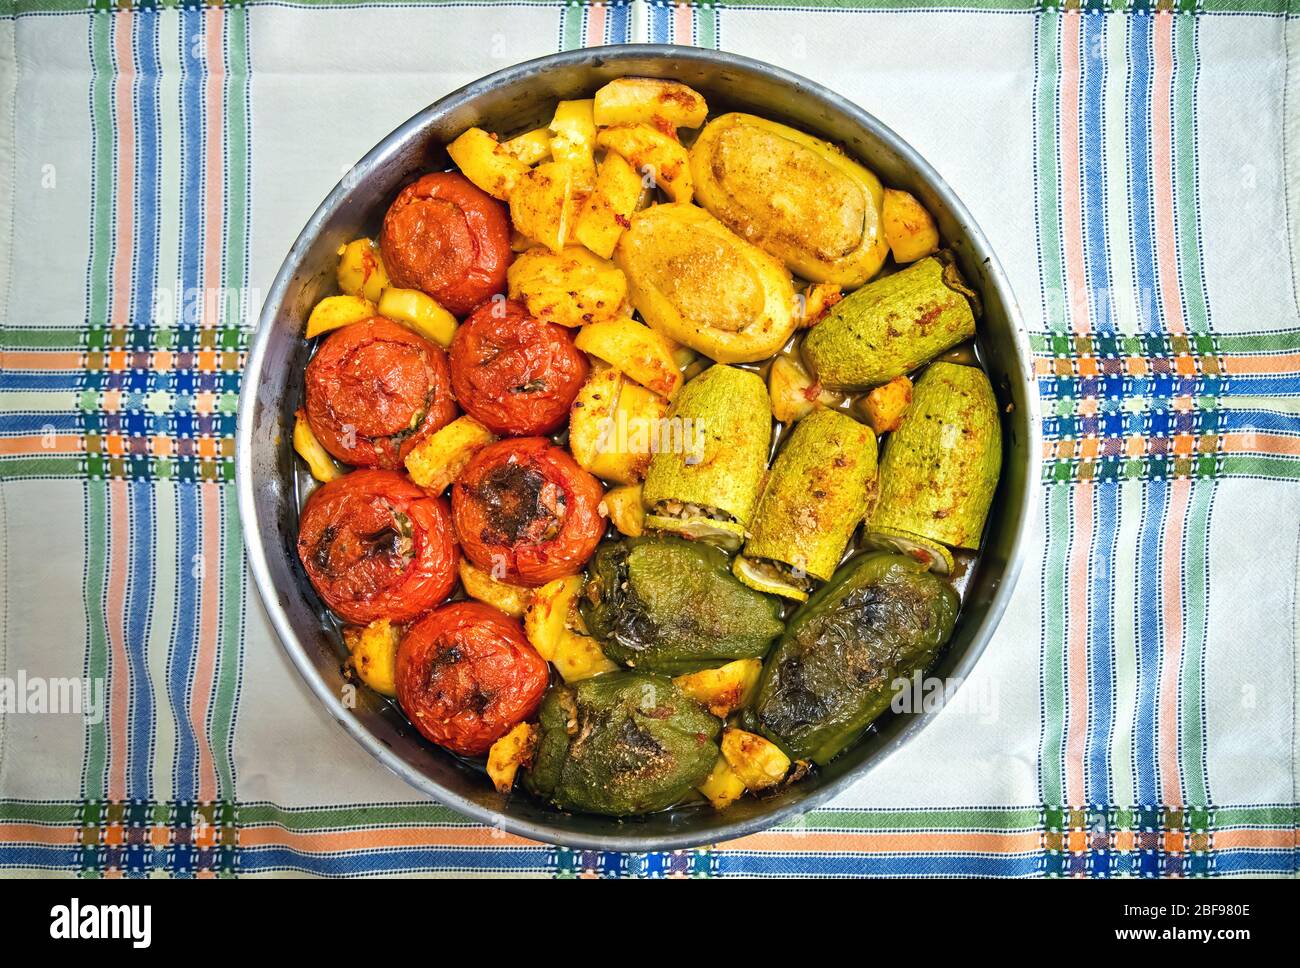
<box><xmin>452</xmin><ymin>437</ymin><xmax>604</xmax><ymax>586</ymax></box>
<box><xmin>305</xmin><ymin>316</ymin><xmax>456</xmax><ymax>469</ymax></box>
<box><xmin>396</xmin><ymin>601</ymin><xmax>550</xmax><ymax>756</ymax></box>
<box><xmin>379</xmin><ymin>172</ymin><xmax>512</xmax><ymax>317</ymax></box>
<box><xmin>449</xmin><ymin>299</ymin><xmax>588</xmax><ymax>436</ymax></box>
<box><xmin>298</xmin><ymin>469</ymin><xmax>458</xmax><ymax>625</ymax></box>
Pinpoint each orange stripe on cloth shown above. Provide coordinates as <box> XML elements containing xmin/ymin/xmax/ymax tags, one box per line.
<box><xmin>1064</xmin><ymin>478</ymin><xmax>1092</xmax><ymax>806</ymax></box>
<box><xmin>0</xmin><ymin>351</ymin><xmax>84</xmax><ymax>371</ymax></box>
<box><xmin>106</xmin><ymin>478</ymin><xmax>130</xmax><ymax>803</ymax></box>
<box><xmin>1059</xmin><ymin>13</ymin><xmax>1090</xmax><ymax>336</ymax></box>
<box><xmin>191</xmin><ymin>481</ymin><xmax>222</xmax><ymax>802</ymax></box>
<box><xmin>0</xmin><ymin>435</ymin><xmax>83</xmax><ymax>456</ymax></box>
<box><xmin>111</xmin><ymin>12</ymin><xmax>135</xmax><ymax>331</ymax></box>
<box><xmin>0</xmin><ymin>823</ymin><xmax>79</xmax><ymax>847</ymax></box>
<box><xmin>1151</xmin><ymin>13</ymin><xmax>1185</xmax><ymax>336</ymax></box>
<box><xmin>1219</xmin><ymin>352</ymin><xmax>1300</xmax><ymax>376</ymax></box>
<box><xmin>238</xmin><ymin>824</ymin><xmax>541</xmax><ymax>852</ymax></box>
<box><xmin>202</xmin><ymin>7</ymin><xmax>225</xmax><ymax>329</ymax></box>
<box><xmin>1158</xmin><ymin>477</ymin><xmax>1191</xmax><ymax>809</ymax></box>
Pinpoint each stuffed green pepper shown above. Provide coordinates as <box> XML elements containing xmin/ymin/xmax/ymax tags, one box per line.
<box><xmin>750</xmin><ymin>552</ymin><xmax>959</xmax><ymax>765</ymax></box>
<box><xmin>642</xmin><ymin>364</ymin><xmax>771</xmax><ymax>550</ymax></box>
<box><xmin>525</xmin><ymin>671</ymin><xmax>721</xmax><ymax>816</ymax></box>
<box><xmin>582</xmin><ymin>535</ymin><xmax>784</xmax><ymax>674</ymax></box>
<box><xmin>869</xmin><ymin>361</ymin><xmax>1001</xmax><ymax>552</ymax></box>
<box><xmin>733</xmin><ymin>409</ymin><xmax>878</xmax><ymax>602</ymax></box>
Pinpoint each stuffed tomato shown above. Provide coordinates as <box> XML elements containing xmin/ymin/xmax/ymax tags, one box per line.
<box><xmin>449</xmin><ymin>299</ymin><xmax>589</xmax><ymax>436</ymax></box>
<box><xmin>379</xmin><ymin>171</ymin><xmax>513</xmax><ymax>316</ymax></box>
<box><xmin>297</xmin><ymin>469</ymin><xmax>458</xmax><ymax>625</ymax></box>
<box><xmin>396</xmin><ymin>601</ymin><xmax>550</xmax><ymax>756</ymax></box>
<box><xmin>304</xmin><ymin>316</ymin><xmax>457</xmax><ymax>469</ymax></box>
<box><xmin>451</xmin><ymin>437</ymin><xmax>604</xmax><ymax>586</ymax></box>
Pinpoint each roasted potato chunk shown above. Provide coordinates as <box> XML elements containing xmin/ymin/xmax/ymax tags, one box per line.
<box><xmin>574</xmin><ymin>316</ymin><xmax>682</xmax><ymax>398</ymax></box>
<box><xmin>549</xmin><ymin>99</ymin><xmax>597</xmax><ymax>187</ymax></box>
<box><xmin>720</xmin><ymin>727</ymin><xmax>791</xmax><ymax>791</ymax></box>
<box><xmin>573</xmin><ymin>152</ymin><xmax>643</xmax><ymax>260</ymax></box>
<box><xmin>524</xmin><ymin>575</ymin><xmax>584</xmax><ymax>662</ymax></box>
<box><xmin>446</xmin><ymin>127</ymin><xmax>531</xmax><ymax>200</ymax></box>
<box><xmin>593</xmin><ymin>77</ymin><xmax>708</xmax><ymax>130</ymax></box>
<box><xmin>882</xmin><ymin>188</ymin><xmax>940</xmax><ymax>263</ymax></box>
<box><xmin>698</xmin><ymin>755</ymin><xmax>747</xmax><ymax>810</ymax></box>
<box><xmin>569</xmin><ymin>367</ymin><xmax>669</xmax><ymax>485</ymax></box>
<box><xmin>507</xmin><ymin>246</ymin><xmax>629</xmax><ymax>328</ymax></box>
<box><xmin>487</xmin><ymin>722</ymin><xmax>539</xmax><ymax>793</ymax></box>
<box><xmin>601</xmin><ymin>483</ymin><xmax>645</xmax><ymax>538</ymax></box>
<box><xmin>551</xmin><ymin>630</ymin><xmax>619</xmax><ymax>683</ymax></box>
<box><xmin>509</xmin><ymin>160</ymin><xmax>581</xmax><ymax>253</ymax></box>
<box><xmin>403</xmin><ymin>415</ymin><xmax>496</xmax><ymax>494</ymax></box>
<box><xmin>862</xmin><ymin>374</ymin><xmax>914</xmax><ymax>433</ymax></box>
<box><xmin>595</xmin><ymin>124</ymin><xmax>692</xmax><ymax>203</ymax></box>
<box><xmin>343</xmin><ymin>618</ymin><xmax>400</xmax><ymax>697</ymax></box>
<box><xmin>799</xmin><ymin>282</ymin><xmax>843</xmax><ymax>328</ymax></box>
<box><xmin>691</xmin><ymin>113</ymin><xmax>888</xmax><ymax>286</ymax></box>
<box><xmin>768</xmin><ymin>355</ymin><xmax>843</xmax><ymax>424</ymax></box>
<box><xmin>673</xmin><ymin>658</ymin><xmax>763</xmax><ymax>718</ymax></box>
<box><xmin>458</xmin><ymin>559</ymin><xmax>533</xmax><ymax>618</ymax></box>
<box><xmin>292</xmin><ymin>409</ymin><xmax>342</xmax><ymax>482</ymax></box>
<box><xmin>614</xmin><ymin>203</ymin><xmax>796</xmax><ymax>364</ymax></box>
<box><xmin>336</xmin><ymin>238</ymin><xmax>389</xmax><ymax>303</ymax></box>
<box><xmin>377</xmin><ymin>287</ymin><xmax>458</xmax><ymax>348</ymax></box>
<box><xmin>501</xmin><ymin>126</ymin><xmax>551</xmax><ymax>165</ymax></box>
<box><xmin>304</xmin><ymin>294</ymin><xmax>375</xmax><ymax>339</ymax></box>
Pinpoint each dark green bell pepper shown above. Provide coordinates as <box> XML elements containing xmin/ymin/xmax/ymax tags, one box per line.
<box><xmin>581</xmin><ymin>535</ymin><xmax>785</xmax><ymax>675</ymax></box>
<box><xmin>752</xmin><ymin>551</ymin><xmax>959</xmax><ymax>765</ymax></box>
<box><xmin>525</xmin><ymin>671</ymin><xmax>721</xmax><ymax>816</ymax></box>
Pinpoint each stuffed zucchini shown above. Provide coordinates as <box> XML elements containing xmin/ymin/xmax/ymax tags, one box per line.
<box><xmin>802</xmin><ymin>254</ymin><xmax>978</xmax><ymax>391</ymax></box>
<box><xmin>641</xmin><ymin>364</ymin><xmax>771</xmax><ymax>549</ymax></box>
<box><xmin>869</xmin><ymin>361</ymin><xmax>1001</xmax><ymax>551</ymax></box>
<box><xmin>734</xmin><ymin>409</ymin><xmax>878</xmax><ymax>602</ymax></box>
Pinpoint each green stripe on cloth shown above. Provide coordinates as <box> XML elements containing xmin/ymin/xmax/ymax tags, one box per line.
<box><xmin>82</xmin><ymin>483</ymin><xmax>109</xmax><ymax>802</ymax></box>
<box><xmin>1040</xmin><ymin>484</ymin><xmax>1070</xmax><ymax>806</ymax></box>
<box><xmin>1179</xmin><ymin>480</ymin><xmax>1213</xmax><ymax>807</ymax></box>
<box><xmin>1035</xmin><ymin>10</ymin><xmax>1065</xmax><ymax>334</ymax></box>
<box><xmin>213</xmin><ymin>485</ymin><xmax>244</xmax><ymax>802</ymax></box>
<box><xmin>0</xmin><ymin>328</ymin><xmax>85</xmax><ymax>349</ymax></box>
<box><xmin>1174</xmin><ymin>13</ymin><xmax>1209</xmax><ymax>336</ymax></box>
<box><xmin>559</xmin><ymin>1</ymin><xmax>584</xmax><ymax>50</ymax></box>
<box><xmin>1028</xmin><ymin>329</ymin><xmax>1300</xmax><ymax>354</ymax></box>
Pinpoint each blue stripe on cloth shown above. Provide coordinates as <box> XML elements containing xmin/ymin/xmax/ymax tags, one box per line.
<box><xmin>1211</xmin><ymin>850</ymin><xmax>1299</xmax><ymax>876</ymax></box>
<box><xmin>713</xmin><ymin>852</ymin><xmax>1043</xmax><ymax>878</ymax></box>
<box><xmin>608</xmin><ymin>0</ymin><xmax>630</xmax><ymax>43</ymax></box>
<box><xmin>126</xmin><ymin>479</ymin><xmax>156</xmax><ymax>799</ymax></box>
<box><xmin>1134</xmin><ymin>478</ymin><xmax>1165</xmax><ymax>807</ymax></box>
<box><xmin>0</xmin><ymin>413</ymin><xmax>82</xmax><ymax>433</ymax></box>
<box><xmin>1128</xmin><ymin>12</ymin><xmax>1158</xmax><ymax>335</ymax></box>
<box><xmin>1088</xmin><ymin>482</ymin><xmax>1118</xmax><ymax>812</ymax></box>
<box><xmin>1082</xmin><ymin>11</ymin><xmax>1114</xmax><ymax>337</ymax></box>
<box><xmin>169</xmin><ymin>481</ymin><xmax>201</xmax><ymax>805</ymax></box>
<box><xmin>179</xmin><ymin>6</ymin><xmax>203</xmax><ymax>354</ymax></box>
<box><xmin>0</xmin><ymin>846</ymin><xmax>81</xmax><ymax>871</ymax></box>
<box><xmin>131</xmin><ymin>10</ymin><xmax>159</xmax><ymax>351</ymax></box>
<box><xmin>237</xmin><ymin>847</ymin><xmax>556</xmax><ymax>876</ymax></box>
<box><xmin>648</xmin><ymin>1</ymin><xmax>670</xmax><ymax>43</ymax></box>
<box><xmin>0</xmin><ymin>374</ymin><xmax>83</xmax><ymax>391</ymax></box>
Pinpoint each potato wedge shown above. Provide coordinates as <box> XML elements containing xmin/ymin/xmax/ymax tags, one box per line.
<box><xmin>720</xmin><ymin>727</ymin><xmax>791</xmax><ymax>791</ymax></box>
<box><xmin>343</xmin><ymin>618</ymin><xmax>400</xmax><ymax>697</ymax></box>
<box><xmin>595</xmin><ymin>124</ymin><xmax>693</xmax><ymax>203</ymax></box>
<box><xmin>336</xmin><ymin>238</ymin><xmax>389</xmax><ymax>303</ymax></box>
<box><xmin>446</xmin><ymin>127</ymin><xmax>530</xmax><ymax>200</ymax></box>
<box><xmin>377</xmin><ymin>287</ymin><xmax>458</xmax><ymax>348</ymax></box>
<box><xmin>293</xmin><ymin>409</ymin><xmax>342</xmax><ymax>482</ymax></box>
<box><xmin>458</xmin><ymin>559</ymin><xmax>532</xmax><ymax>618</ymax></box>
<box><xmin>569</xmin><ymin>368</ymin><xmax>668</xmax><ymax>485</ymax></box>
<box><xmin>862</xmin><ymin>374</ymin><xmax>913</xmax><ymax>434</ymax></box>
<box><xmin>882</xmin><ymin>188</ymin><xmax>940</xmax><ymax>263</ymax></box>
<box><xmin>486</xmin><ymin>722</ymin><xmax>539</xmax><ymax>793</ymax></box>
<box><xmin>698</xmin><ymin>755</ymin><xmax>747</xmax><ymax>810</ymax></box>
<box><xmin>592</xmin><ymin>77</ymin><xmax>708</xmax><ymax>130</ymax></box>
<box><xmin>601</xmin><ymin>483</ymin><xmax>645</xmax><ymax>538</ymax></box>
<box><xmin>507</xmin><ymin>246</ymin><xmax>629</xmax><ymax>328</ymax></box>
<box><xmin>501</xmin><ymin>126</ymin><xmax>551</xmax><ymax>165</ymax></box>
<box><xmin>403</xmin><ymin>415</ymin><xmax>497</xmax><ymax>494</ymax></box>
<box><xmin>524</xmin><ymin>575</ymin><xmax>584</xmax><ymax>662</ymax></box>
<box><xmin>509</xmin><ymin>160</ymin><xmax>579</xmax><ymax>253</ymax></box>
<box><xmin>551</xmin><ymin>629</ymin><xmax>619</xmax><ymax>683</ymax></box>
<box><xmin>799</xmin><ymin>282</ymin><xmax>843</xmax><ymax>328</ymax></box>
<box><xmin>549</xmin><ymin>99</ymin><xmax>597</xmax><ymax>187</ymax></box>
<box><xmin>672</xmin><ymin>658</ymin><xmax>762</xmax><ymax>718</ymax></box>
<box><xmin>573</xmin><ymin>152</ymin><xmax>643</xmax><ymax>260</ymax></box>
<box><xmin>574</xmin><ymin>316</ymin><xmax>682</xmax><ymax>399</ymax></box>
<box><xmin>305</xmin><ymin>294</ymin><xmax>375</xmax><ymax>339</ymax></box>
<box><xmin>768</xmin><ymin>355</ymin><xmax>843</xmax><ymax>424</ymax></box>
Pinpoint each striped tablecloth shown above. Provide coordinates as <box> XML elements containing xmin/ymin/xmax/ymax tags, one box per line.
<box><xmin>0</xmin><ymin>0</ymin><xmax>1296</xmax><ymax>878</ymax></box>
